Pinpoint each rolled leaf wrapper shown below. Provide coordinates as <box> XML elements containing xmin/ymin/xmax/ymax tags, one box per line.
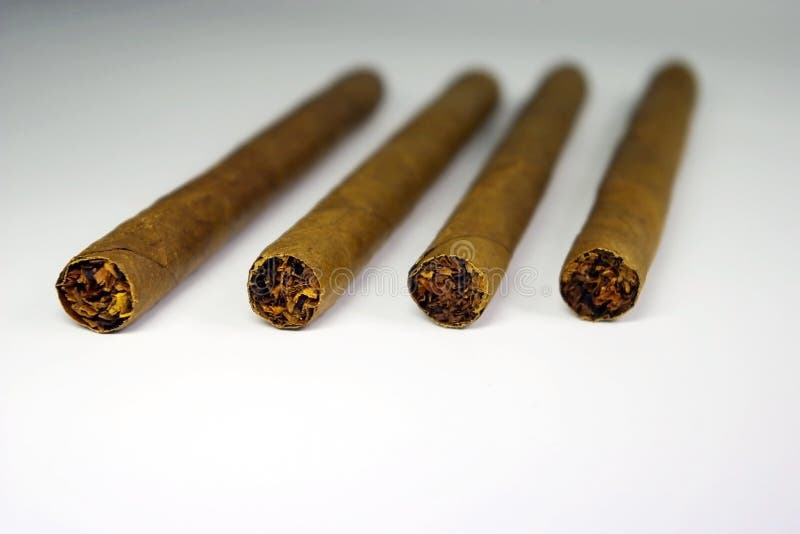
<box><xmin>248</xmin><ymin>71</ymin><xmax>499</xmax><ymax>329</ymax></box>
<box><xmin>408</xmin><ymin>65</ymin><xmax>586</xmax><ymax>327</ymax></box>
<box><xmin>560</xmin><ymin>62</ymin><xmax>697</xmax><ymax>320</ymax></box>
<box><xmin>56</xmin><ymin>69</ymin><xmax>383</xmax><ymax>332</ymax></box>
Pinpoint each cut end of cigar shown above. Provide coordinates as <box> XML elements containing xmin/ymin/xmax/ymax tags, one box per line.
<box><xmin>56</xmin><ymin>259</ymin><xmax>134</xmax><ymax>333</ymax></box>
<box><xmin>408</xmin><ymin>255</ymin><xmax>489</xmax><ymax>328</ymax></box>
<box><xmin>248</xmin><ymin>255</ymin><xmax>320</xmax><ymax>329</ymax></box>
<box><xmin>560</xmin><ymin>249</ymin><xmax>640</xmax><ymax>321</ymax></box>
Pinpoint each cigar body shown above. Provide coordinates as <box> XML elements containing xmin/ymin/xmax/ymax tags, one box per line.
<box><xmin>560</xmin><ymin>63</ymin><xmax>697</xmax><ymax>320</ymax></box>
<box><xmin>57</xmin><ymin>69</ymin><xmax>382</xmax><ymax>332</ymax></box>
<box><xmin>407</xmin><ymin>66</ymin><xmax>586</xmax><ymax>327</ymax></box>
<box><xmin>248</xmin><ymin>71</ymin><xmax>499</xmax><ymax>328</ymax></box>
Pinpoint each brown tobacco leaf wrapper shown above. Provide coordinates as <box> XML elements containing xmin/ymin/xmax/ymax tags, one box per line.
<box><xmin>248</xmin><ymin>71</ymin><xmax>499</xmax><ymax>329</ymax></box>
<box><xmin>56</xmin><ymin>69</ymin><xmax>383</xmax><ymax>332</ymax></box>
<box><xmin>407</xmin><ymin>65</ymin><xmax>586</xmax><ymax>327</ymax></box>
<box><xmin>560</xmin><ymin>62</ymin><xmax>697</xmax><ymax>320</ymax></box>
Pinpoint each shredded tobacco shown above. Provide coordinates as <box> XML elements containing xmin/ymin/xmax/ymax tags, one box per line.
<box><xmin>56</xmin><ymin>259</ymin><xmax>133</xmax><ymax>332</ymax></box>
<box><xmin>408</xmin><ymin>255</ymin><xmax>488</xmax><ymax>327</ymax></box>
<box><xmin>249</xmin><ymin>255</ymin><xmax>321</xmax><ymax>329</ymax></box>
<box><xmin>560</xmin><ymin>249</ymin><xmax>640</xmax><ymax>320</ymax></box>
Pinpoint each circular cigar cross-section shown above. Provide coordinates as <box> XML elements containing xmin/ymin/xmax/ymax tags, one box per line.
<box><xmin>56</xmin><ymin>259</ymin><xmax>134</xmax><ymax>332</ymax></box>
<box><xmin>248</xmin><ymin>255</ymin><xmax>321</xmax><ymax>329</ymax></box>
<box><xmin>559</xmin><ymin>249</ymin><xmax>640</xmax><ymax>321</ymax></box>
<box><xmin>408</xmin><ymin>255</ymin><xmax>489</xmax><ymax>328</ymax></box>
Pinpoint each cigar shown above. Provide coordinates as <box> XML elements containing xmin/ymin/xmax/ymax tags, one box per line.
<box><xmin>56</xmin><ymin>69</ymin><xmax>382</xmax><ymax>332</ymax></box>
<box><xmin>248</xmin><ymin>70</ymin><xmax>499</xmax><ymax>329</ymax></box>
<box><xmin>559</xmin><ymin>62</ymin><xmax>697</xmax><ymax>320</ymax></box>
<box><xmin>408</xmin><ymin>65</ymin><xmax>586</xmax><ymax>327</ymax></box>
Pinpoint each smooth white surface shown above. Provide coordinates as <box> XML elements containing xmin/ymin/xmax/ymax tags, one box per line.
<box><xmin>1</xmin><ymin>1</ymin><xmax>798</xmax><ymax>532</ymax></box>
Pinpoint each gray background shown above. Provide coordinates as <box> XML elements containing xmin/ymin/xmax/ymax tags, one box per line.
<box><xmin>1</xmin><ymin>1</ymin><xmax>798</xmax><ymax>532</ymax></box>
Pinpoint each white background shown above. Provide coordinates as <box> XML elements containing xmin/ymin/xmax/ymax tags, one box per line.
<box><xmin>1</xmin><ymin>1</ymin><xmax>798</xmax><ymax>532</ymax></box>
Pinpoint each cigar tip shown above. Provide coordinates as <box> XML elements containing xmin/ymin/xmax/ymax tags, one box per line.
<box><xmin>550</xmin><ymin>63</ymin><xmax>586</xmax><ymax>82</ymax></box>
<box><xmin>408</xmin><ymin>255</ymin><xmax>489</xmax><ymax>328</ymax></box>
<box><xmin>248</xmin><ymin>255</ymin><xmax>321</xmax><ymax>329</ymax></box>
<box><xmin>654</xmin><ymin>60</ymin><xmax>698</xmax><ymax>91</ymax></box>
<box><xmin>545</xmin><ymin>63</ymin><xmax>588</xmax><ymax>98</ymax></box>
<box><xmin>456</xmin><ymin>67</ymin><xmax>501</xmax><ymax>94</ymax></box>
<box><xmin>559</xmin><ymin>249</ymin><xmax>640</xmax><ymax>321</ymax></box>
<box><xmin>335</xmin><ymin>66</ymin><xmax>385</xmax><ymax>109</ymax></box>
<box><xmin>461</xmin><ymin>67</ymin><xmax>498</xmax><ymax>81</ymax></box>
<box><xmin>342</xmin><ymin>66</ymin><xmax>383</xmax><ymax>88</ymax></box>
<box><xmin>56</xmin><ymin>258</ymin><xmax>134</xmax><ymax>333</ymax></box>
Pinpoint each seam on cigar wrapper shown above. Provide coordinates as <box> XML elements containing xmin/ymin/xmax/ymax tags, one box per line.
<box><xmin>77</xmin><ymin>247</ymin><xmax>179</xmax><ymax>281</ymax></box>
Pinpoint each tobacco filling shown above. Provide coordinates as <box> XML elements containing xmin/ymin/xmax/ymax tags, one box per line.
<box><xmin>408</xmin><ymin>255</ymin><xmax>488</xmax><ymax>327</ymax></box>
<box><xmin>248</xmin><ymin>255</ymin><xmax>320</xmax><ymax>329</ymax></box>
<box><xmin>56</xmin><ymin>259</ymin><xmax>133</xmax><ymax>332</ymax></box>
<box><xmin>560</xmin><ymin>249</ymin><xmax>640</xmax><ymax>321</ymax></box>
